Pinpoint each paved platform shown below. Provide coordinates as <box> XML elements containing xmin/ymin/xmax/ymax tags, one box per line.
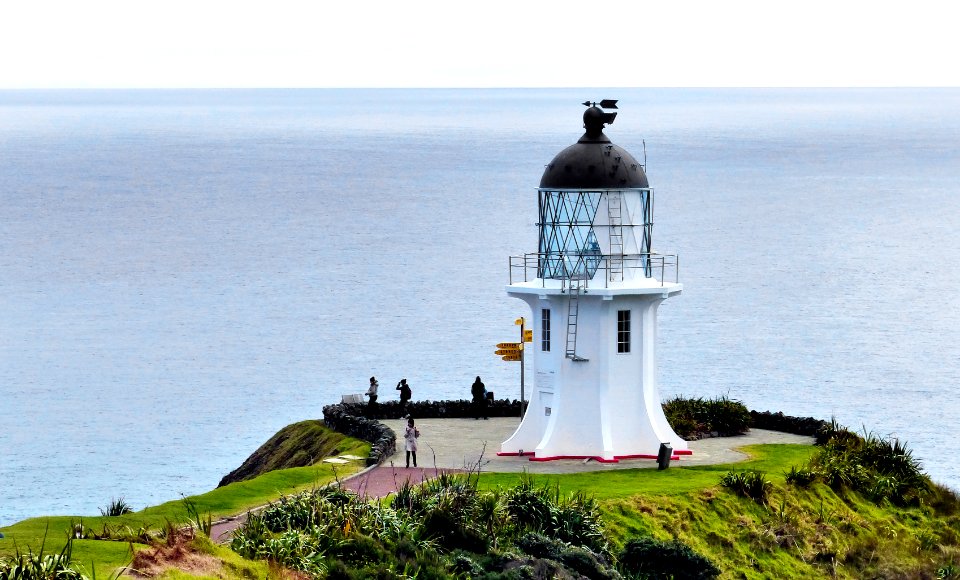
<box><xmin>381</xmin><ymin>417</ymin><xmax>813</xmax><ymax>474</ymax></box>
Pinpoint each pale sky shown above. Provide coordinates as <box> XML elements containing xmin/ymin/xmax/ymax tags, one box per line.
<box><xmin>1</xmin><ymin>0</ymin><xmax>957</xmax><ymax>89</ymax></box>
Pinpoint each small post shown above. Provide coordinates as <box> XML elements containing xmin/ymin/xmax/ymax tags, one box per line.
<box><xmin>657</xmin><ymin>442</ymin><xmax>672</xmax><ymax>470</ymax></box>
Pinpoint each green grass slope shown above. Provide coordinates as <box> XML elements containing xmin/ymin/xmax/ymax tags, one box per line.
<box><xmin>218</xmin><ymin>420</ymin><xmax>355</xmax><ymax>487</ymax></box>
<box><xmin>0</xmin><ymin>424</ymin><xmax>370</xmax><ymax>575</ymax></box>
<box><xmin>481</xmin><ymin>444</ymin><xmax>960</xmax><ymax>579</ymax></box>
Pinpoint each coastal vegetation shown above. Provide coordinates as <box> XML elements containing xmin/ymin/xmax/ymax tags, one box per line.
<box><xmin>98</xmin><ymin>499</ymin><xmax>133</xmax><ymax>518</ymax></box>
<box><xmin>0</xmin><ymin>429</ymin><xmax>370</xmax><ymax>575</ymax></box>
<box><xmin>4</xmin><ymin>402</ymin><xmax>960</xmax><ymax>578</ymax></box>
<box><xmin>661</xmin><ymin>397</ymin><xmax>751</xmax><ymax>439</ymax></box>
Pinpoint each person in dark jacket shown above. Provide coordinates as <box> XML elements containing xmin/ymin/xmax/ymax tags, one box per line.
<box><xmin>471</xmin><ymin>376</ymin><xmax>488</xmax><ymax>420</ymax></box>
<box><xmin>396</xmin><ymin>378</ymin><xmax>412</xmax><ymax>415</ymax></box>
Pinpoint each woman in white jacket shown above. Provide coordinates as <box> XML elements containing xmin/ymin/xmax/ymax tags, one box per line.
<box><xmin>404</xmin><ymin>417</ymin><xmax>419</xmax><ymax>468</ymax></box>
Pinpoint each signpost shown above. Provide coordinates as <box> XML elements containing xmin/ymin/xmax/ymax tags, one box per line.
<box><xmin>493</xmin><ymin>317</ymin><xmax>529</xmax><ymax>418</ymax></box>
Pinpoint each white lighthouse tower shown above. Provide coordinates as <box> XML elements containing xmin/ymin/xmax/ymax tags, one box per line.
<box><xmin>500</xmin><ymin>101</ymin><xmax>689</xmax><ymax>462</ymax></box>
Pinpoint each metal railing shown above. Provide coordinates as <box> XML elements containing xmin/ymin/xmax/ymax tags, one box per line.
<box><xmin>508</xmin><ymin>252</ymin><xmax>679</xmax><ymax>289</ymax></box>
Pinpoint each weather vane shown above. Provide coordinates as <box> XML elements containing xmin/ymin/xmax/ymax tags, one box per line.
<box><xmin>583</xmin><ymin>99</ymin><xmax>617</xmax><ymax>128</ymax></box>
<box><xmin>581</xmin><ymin>99</ymin><xmax>619</xmax><ymax>109</ymax></box>
<box><xmin>581</xmin><ymin>99</ymin><xmax>619</xmax><ymax>133</ymax></box>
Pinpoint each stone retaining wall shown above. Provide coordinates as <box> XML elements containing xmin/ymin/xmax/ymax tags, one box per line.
<box><xmin>749</xmin><ymin>410</ymin><xmax>830</xmax><ymax>440</ymax></box>
<box><xmin>321</xmin><ymin>404</ymin><xmax>396</xmax><ymax>466</ymax></box>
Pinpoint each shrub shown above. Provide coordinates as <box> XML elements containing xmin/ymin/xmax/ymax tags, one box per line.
<box><xmin>666</xmin><ymin>415</ymin><xmax>700</xmax><ymax>439</ymax></box>
<box><xmin>390</xmin><ymin>479</ymin><xmax>422</xmax><ymax>514</ymax></box>
<box><xmin>99</xmin><ymin>497</ymin><xmax>132</xmax><ymax>517</ymax></box>
<box><xmin>231</xmin><ymin>471</ymin><xmax>609</xmax><ymax>577</ymax></box>
<box><xmin>515</xmin><ymin>532</ymin><xmax>618</xmax><ymax>579</ymax></box>
<box><xmin>706</xmin><ymin>397</ymin><xmax>751</xmax><ymax>435</ymax></box>
<box><xmin>420</xmin><ymin>506</ymin><xmax>488</xmax><ymax>552</ymax></box>
<box><xmin>618</xmin><ymin>536</ymin><xmax>720</xmax><ymax>580</ymax></box>
<box><xmin>325</xmin><ymin>560</ymin><xmax>356</xmax><ymax>580</ymax></box>
<box><xmin>504</xmin><ymin>476</ymin><xmax>607</xmax><ymax>554</ymax></box>
<box><xmin>808</xmin><ymin>424</ymin><xmax>931</xmax><ymax>506</ymax></box>
<box><xmin>938</xmin><ymin>562</ymin><xmax>960</xmax><ymax>579</ymax></box>
<box><xmin>505</xmin><ymin>476</ymin><xmax>555</xmax><ymax>532</ymax></box>
<box><xmin>516</xmin><ymin>532</ymin><xmax>564</xmax><ymax>561</ymax></box>
<box><xmin>333</xmin><ymin>533</ymin><xmax>389</xmax><ymax>567</ymax></box>
<box><xmin>182</xmin><ymin>496</ymin><xmax>211</xmax><ymax>537</ymax></box>
<box><xmin>558</xmin><ymin>545</ymin><xmax>619</xmax><ymax>580</ymax></box>
<box><xmin>449</xmin><ymin>551</ymin><xmax>484</xmax><ymax>576</ymax></box>
<box><xmin>720</xmin><ymin>470</ymin><xmax>773</xmax><ymax>504</ymax></box>
<box><xmin>785</xmin><ymin>465</ymin><xmax>817</xmax><ymax>487</ymax></box>
<box><xmin>662</xmin><ymin>396</ymin><xmax>750</xmax><ymax>438</ymax></box>
<box><xmin>928</xmin><ymin>482</ymin><xmax>960</xmax><ymax>516</ymax></box>
<box><xmin>553</xmin><ymin>491</ymin><xmax>607</xmax><ymax>554</ymax></box>
<box><xmin>663</xmin><ymin>397</ymin><xmax>708</xmax><ymax>438</ymax></box>
<box><xmin>0</xmin><ymin>539</ymin><xmax>88</xmax><ymax>580</ymax></box>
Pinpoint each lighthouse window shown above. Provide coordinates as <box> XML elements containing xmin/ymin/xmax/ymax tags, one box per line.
<box><xmin>541</xmin><ymin>308</ymin><xmax>551</xmax><ymax>352</ymax></box>
<box><xmin>617</xmin><ymin>310</ymin><xmax>631</xmax><ymax>353</ymax></box>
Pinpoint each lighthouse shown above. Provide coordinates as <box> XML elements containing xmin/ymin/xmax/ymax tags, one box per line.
<box><xmin>499</xmin><ymin>101</ymin><xmax>689</xmax><ymax>462</ymax></box>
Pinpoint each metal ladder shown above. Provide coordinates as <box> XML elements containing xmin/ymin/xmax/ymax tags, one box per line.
<box><xmin>608</xmin><ymin>192</ymin><xmax>624</xmax><ymax>282</ymax></box>
<box><xmin>565</xmin><ymin>280</ymin><xmax>588</xmax><ymax>361</ymax></box>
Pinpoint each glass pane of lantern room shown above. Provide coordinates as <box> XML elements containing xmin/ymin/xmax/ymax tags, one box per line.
<box><xmin>538</xmin><ymin>191</ymin><xmax>601</xmax><ymax>279</ymax></box>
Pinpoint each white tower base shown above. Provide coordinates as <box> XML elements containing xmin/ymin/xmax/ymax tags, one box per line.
<box><xmin>499</xmin><ymin>279</ymin><xmax>689</xmax><ymax>462</ymax></box>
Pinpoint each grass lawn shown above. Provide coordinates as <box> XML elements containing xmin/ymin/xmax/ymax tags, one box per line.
<box><xmin>477</xmin><ymin>443</ymin><xmax>817</xmax><ymax>499</ymax></box>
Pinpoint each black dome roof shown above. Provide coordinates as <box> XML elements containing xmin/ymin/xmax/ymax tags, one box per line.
<box><xmin>539</xmin><ymin>106</ymin><xmax>648</xmax><ymax>189</ymax></box>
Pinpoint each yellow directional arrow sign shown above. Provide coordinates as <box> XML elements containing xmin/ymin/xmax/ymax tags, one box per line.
<box><xmin>495</xmin><ymin>348</ymin><xmax>520</xmax><ymax>356</ymax></box>
<box><xmin>496</xmin><ymin>342</ymin><xmax>520</xmax><ymax>349</ymax></box>
<box><xmin>501</xmin><ymin>354</ymin><xmax>522</xmax><ymax>362</ymax></box>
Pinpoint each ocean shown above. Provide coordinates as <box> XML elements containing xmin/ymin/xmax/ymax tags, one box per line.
<box><xmin>1</xmin><ymin>88</ymin><xmax>959</xmax><ymax>526</ymax></box>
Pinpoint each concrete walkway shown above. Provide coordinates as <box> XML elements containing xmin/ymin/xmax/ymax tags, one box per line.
<box><xmin>378</xmin><ymin>417</ymin><xmax>813</xmax><ymax>474</ymax></box>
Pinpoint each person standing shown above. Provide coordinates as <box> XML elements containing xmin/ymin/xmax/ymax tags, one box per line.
<box><xmin>366</xmin><ymin>376</ymin><xmax>379</xmax><ymax>418</ymax></box>
<box><xmin>396</xmin><ymin>378</ymin><xmax>412</xmax><ymax>415</ymax></box>
<box><xmin>404</xmin><ymin>417</ymin><xmax>419</xmax><ymax>468</ymax></box>
<box><xmin>471</xmin><ymin>376</ymin><xmax>488</xmax><ymax>420</ymax></box>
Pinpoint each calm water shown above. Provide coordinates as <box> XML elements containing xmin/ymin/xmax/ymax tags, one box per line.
<box><xmin>2</xmin><ymin>89</ymin><xmax>959</xmax><ymax>526</ymax></box>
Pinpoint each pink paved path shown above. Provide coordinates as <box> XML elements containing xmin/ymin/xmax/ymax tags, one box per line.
<box><xmin>211</xmin><ymin>466</ymin><xmax>461</xmax><ymax>542</ymax></box>
<box><xmin>341</xmin><ymin>466</ymin><xmax>463</xmax><ymax>498</ymax></box>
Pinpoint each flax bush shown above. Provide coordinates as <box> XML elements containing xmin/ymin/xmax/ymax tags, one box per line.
<box><xmin>720</xmin><ymin>470</ymin><xmax>773</xmax><ymax>504</ymax></box>
<box><xmin>231</xmin><ymin>472</ymin><xmax>613</xmax><ymax>577</ymax></box>
<box><xmin>0</xmin><ymin>540</ymin><xmax>87</xmax><ymax>580</ymax></box>
<box><xmin>662</xmin><ymin>396</ymin><xmax>750</xmax><ymax>438</ymax></box>
<box><xmin>791</xmin><ymin>422</ymin><xmax>932</xmax><ymax>506</ymax></box>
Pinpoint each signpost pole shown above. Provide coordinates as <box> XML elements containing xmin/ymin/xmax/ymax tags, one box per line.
<box><xmin>517</xmin><ymin>317</ymin><xmax>526</xmax><ymax>419</ymax></box>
